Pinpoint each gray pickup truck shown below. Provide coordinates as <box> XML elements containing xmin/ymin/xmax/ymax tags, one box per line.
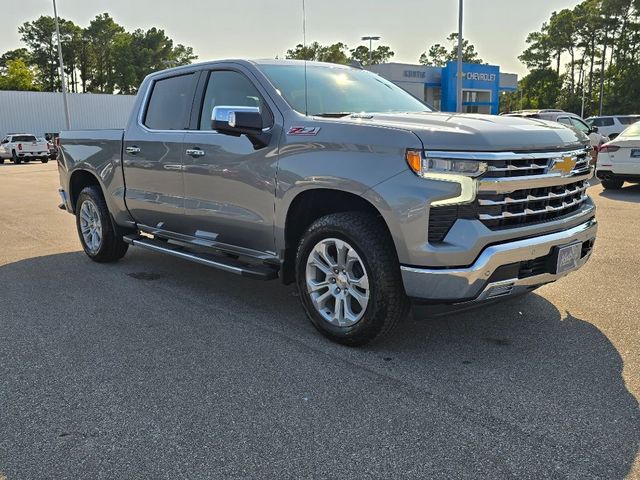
<box><xmin>58</xmin><ymin>59</ymin><xmax>597</xmax><ymax>345</ymax></box>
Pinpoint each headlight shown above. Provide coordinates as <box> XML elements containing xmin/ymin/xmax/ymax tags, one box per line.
<box><xmin>406</xmin><ymin>149</ymin><xmax>486</xmax><ymax>206</ymax></box>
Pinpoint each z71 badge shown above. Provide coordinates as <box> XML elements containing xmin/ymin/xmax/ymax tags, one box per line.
<box><xmin>287</xmin><ymin>126</ymin><xmax>321</xmax><ymax>136</ymax></box>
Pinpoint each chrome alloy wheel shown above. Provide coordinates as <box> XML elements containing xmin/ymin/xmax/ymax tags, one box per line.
<box><xmin>305</xmin><ymin>238</ymin><xmax>370</xmax><ymax>327</ymax></box>
<box><xmin>79</xmin><ymin>200</ymin><xmax>103</xmax><ymax>254</ymax></box>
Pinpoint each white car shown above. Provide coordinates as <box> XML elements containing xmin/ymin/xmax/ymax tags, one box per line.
<box><xmin>596</xmin><ymin>121</ymin><xmax>640</xmax><ymax>189</ymax></box>
<box><xmin>586</xmin><ymin>115</ymin><xmax>640</xmax><ymax>140</ymax></box>
<box><xmin>0</xmin><ymin>134</ymin><xmax>50</xmax><ymax>164</ymax></box>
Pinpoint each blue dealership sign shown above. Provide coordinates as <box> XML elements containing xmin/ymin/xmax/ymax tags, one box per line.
<box><xmin>441</xmin><ymin>62</ymin><xmax>501</xmax><ymax>114</ymax></box>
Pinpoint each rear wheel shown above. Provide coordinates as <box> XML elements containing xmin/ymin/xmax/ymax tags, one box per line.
<box><xmin>40</xmin><ymin>157</ymin><xmax>49</xmax><ymax>163</ymax></box>
<box><xmin>12</xmin><ymin>151</ymin><xmax>21</xmax><ymax>164</ymax></box>
<box><xmin>295</xmin><ymin>212</ymin><xmax>409</xmax><ymax>346</ymax></box>
<box><xmin>602</xmin><ymin>178</ymin><xmax>624</xmax><ymax>190</ymax></box>
<box><xmin>75</xmin><ymin>186</ymin><xmax>128</xmax><ymax>262</ymax></box>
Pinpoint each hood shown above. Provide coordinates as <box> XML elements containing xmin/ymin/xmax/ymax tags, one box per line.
<box><xmin>344</xmin><ymin>112</ymin><xmax>589</xmax><ymax>152</ymax></box>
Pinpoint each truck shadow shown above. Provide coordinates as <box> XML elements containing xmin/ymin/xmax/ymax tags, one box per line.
<box><xmin>598</xmin><ymin>183</ymin><xmax>640</xmax><ymax>203</ymax></box>
<box><xmin>1</xmin><ymin>250</ymin><xmax>638</xmax><ymax>478</ymax></box>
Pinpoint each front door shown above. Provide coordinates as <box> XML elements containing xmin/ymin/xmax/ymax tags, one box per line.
<box><xmin>123</xmin><ymin>72</ymin><xmax>198</xmax><ymax>233</ymax></box>
<box><xmin>182</xmin><ymin>68</ymin><xmax>280</xmax><ymax>254</ymax></box>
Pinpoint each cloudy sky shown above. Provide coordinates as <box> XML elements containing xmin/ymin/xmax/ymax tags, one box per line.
<box><xmin>2</xmin><ymin>0</ymin><xmax>581</xmax><ymax>77</ymax></box>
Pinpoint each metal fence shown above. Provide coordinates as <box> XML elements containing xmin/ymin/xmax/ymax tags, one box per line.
<box><xmin>0</xmin><ymin>91</ymin><xmax>136</xmax><ymax>138</ymax></box>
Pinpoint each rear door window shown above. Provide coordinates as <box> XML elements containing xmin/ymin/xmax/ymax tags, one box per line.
<box><xmin>144</xmin><ymin>73</ymin><xmax>197</xmax><ymax>130</ymax></box>
<box><xmin>618</xmin><ymin>116</ymin><xmax>640</xmax><ymax>125</ymax></box>
<box><xmin>12</xmin><ymin>135</ymin><xmax>37</xmax><ymax>142</ymax></box>
<box><xmin>592</xmin><ymin>117</ymin><xmax>614</xmax><ymax>127</ymax></box>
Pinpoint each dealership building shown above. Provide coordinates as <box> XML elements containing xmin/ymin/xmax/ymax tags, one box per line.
<box><xmin>367</xmin><ymin>61</ymin><xmax>518</xmax><ymax>114</ymax></box>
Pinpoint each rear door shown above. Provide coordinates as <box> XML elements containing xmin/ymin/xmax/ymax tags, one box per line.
<box><xmin>123</xmin><ymin>72</ymin><xmax>198</xmax><ymax>233</ymax></box>
<box><xmin>181</xmin><ymin>67</ymin><xmax>281</xmax><ymax>254</ymax></box>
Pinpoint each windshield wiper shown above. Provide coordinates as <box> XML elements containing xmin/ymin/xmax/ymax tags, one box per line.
<box><xmin>313</xmin><ymin>112</ymin><xmax>352</xmax><ymax>118</ymax></box>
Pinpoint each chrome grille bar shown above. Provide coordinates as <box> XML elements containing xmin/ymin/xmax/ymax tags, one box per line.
<box><xmin>487</xmin><ymin>163</ymin><xmax>548</xmax><ymax>172</ymax></box>
<box><xmin>479</xmin><ymin>194</ymin><xmax>589</xmax><ymax>221</ymax></box>
<box><xmin>478</xmin><ymin>183</ymin><xmax>589</xmax><ymax>206</ymax></box>
<box><xmin>479</xmin><ymin>171</ymin><xmax>593</xmax><ymax>194</ymax></box>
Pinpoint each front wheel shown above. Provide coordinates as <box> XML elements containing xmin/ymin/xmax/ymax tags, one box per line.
<box><xmin>295</xmin><ymin>212</ymin><xmax>409</xmax><ymax>346</ymax></box>
<box><xmin>75</xmin><ymin>186</ymin><xmax>128</xmax><ymax>262</ymax></box>
<box><xmin>40</xmin><ymin>157</ymin><xmax>49</xmax><ymax>163</ymax></box>
<box><xmin>602</xmin><ymin>178</ymin><xmax>624</xmax><ymax>190</ymax></box>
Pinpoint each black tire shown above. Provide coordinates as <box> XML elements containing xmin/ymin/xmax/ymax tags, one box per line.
<box><xmin>12</xmin><ymin>151</ymin><xmax>21</xmax><ymax>164</ymax></box>
<box><xmin>295</xmin><ymin>211</ymin><xmax>409</xmax><ymax>346</ymax></box>
<box><xmin>75</xmin><ymin>185</ymin><xmax>128</xmax><ymax>262</ymax></box>
<box><xmin>40</xmin><ymin>157</ymin><xmax>49</xmax><ymax>163</ymax></box>
<box><xmin>0</xmin><ymin>157</ymin><xmax>4</xmax><ymax>164</ymax></box>
<box><xmin>602</xmin><ymin>178</ymin><xmax>624</xmax><ymax>190</ymax></box>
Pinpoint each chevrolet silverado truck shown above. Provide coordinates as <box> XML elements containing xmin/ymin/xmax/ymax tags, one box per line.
<box><xmin>0</xmin><ymin>134</ymin><xmax>50</xmax><ymax>164</ymax></box>
<box><xmin>57</xmin><ymin>60</ymin><xmax>597</xmax><ymax>346</ymax></box>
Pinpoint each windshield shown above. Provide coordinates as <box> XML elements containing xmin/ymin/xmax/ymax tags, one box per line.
<box><xmin>620</xmin><ymin>122</ymin><xmax>640</xmax><ymax>137</ymax></box>
<box><xmin>259</xmin><ymin>63</ymin><xmax>432</xmax><ymax>116</ymax></box>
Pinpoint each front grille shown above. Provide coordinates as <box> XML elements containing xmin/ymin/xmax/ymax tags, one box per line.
<box><xmin>427</xmin><ymin>147</ymin><xmax>594</xmax><ymax>243</ymax></box>
<box><xmin>477</xmin><ymin>179</ymin><xmax>589</xmax><ymax>229</ymax></box>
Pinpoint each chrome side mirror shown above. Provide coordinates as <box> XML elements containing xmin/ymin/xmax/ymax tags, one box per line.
<box><xmin>210</xmin><ymin>105</ymin><xmax>270</xmax><ymax>149</ymax></box>
<box><xmin>211</xmin><ymin>106</ymin><xmax>262</xmax><ymax>132</ymax></box>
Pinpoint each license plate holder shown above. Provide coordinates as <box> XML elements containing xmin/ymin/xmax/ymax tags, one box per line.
<box><xmin>553</xmin><ymin>242</ymin><xmax>583</xmax><ymax>275</ymax></box>
<box><xmin>631</xmin><ymin>149</ymin><xmax>640</xmax><ymax>158</ymax></box>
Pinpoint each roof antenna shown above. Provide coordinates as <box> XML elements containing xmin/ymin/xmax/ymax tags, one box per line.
<box><xmin>303</xmin><ymin>0</ymin><xmax>309</xmax><ymax>116</ymax></box>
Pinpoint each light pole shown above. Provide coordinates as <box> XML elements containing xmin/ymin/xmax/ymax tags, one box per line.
<box><xmin>456</xmin><ymin>0</ymin><xmax>464</xmax><ymax>113</ymax></box>
<box><xmin>53</xmin><ymin>0</ymin><xmax>71</xmax><ymax>130</ymax></box>
<box><xmin>361</xmin><ymin>36</ymin><xmax>381</xmax><ymax>65</ymax></box>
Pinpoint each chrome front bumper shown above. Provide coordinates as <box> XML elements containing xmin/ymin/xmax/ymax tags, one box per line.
<box><xmin>401</xmin><ymin>218</ymin><xmax>597</xmax><ymax>303</ymax></box>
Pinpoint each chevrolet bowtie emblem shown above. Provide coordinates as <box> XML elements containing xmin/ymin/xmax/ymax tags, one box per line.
<box><xmin>551</xmin><ymin>156</ymin><xmax>577</xmax><ymax>175</ymax></box>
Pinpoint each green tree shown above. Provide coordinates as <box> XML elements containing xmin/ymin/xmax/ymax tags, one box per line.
<box><xmin>285</xmin><ymin>42</ymin><xmax>350</xmax><ymax>64</ymax></box>
<box><xmin>84</xmin><ymin>13</ymin><xmax>125</xmax><ymax>92</ymax></box>
<box><xmin>60</xmin><ymin>21</ymin><xmax>84</xmax><ymax>93</ymax></box>
<box><xmin>349</xmin><ymin>45</ymin><xmax>394</xmax><ymax>65</ymax></box>
<box><xmin>0</xmin><ymin>59</ymin><xmax>39</xmax><ymax>91</ymax></box>
<box><xmin>519</xmin><ymin>69</ymin><xmax>563</xmax><ymax>110</ymax></box>
<box><xmin>18</xmin><ymin>16</ymin><xmax>59</xmax><ymax>91</ymax></box>
<box><xmin>0</xmin><ymin>48</ymin><xmax>30</xmax><ymax>70</ymax></box>
<box><xmin>419</xmin><ymin>33</ymin><xmax>483</xmax><ymax>66</ymax></box>
<box><xmin>519</xmin><ymin>0</ymin><xmax>640</xmax><ymax>116</ymax></box>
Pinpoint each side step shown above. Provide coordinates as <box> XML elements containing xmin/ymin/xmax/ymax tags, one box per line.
<box><xmin>123</xmin><ymin>234</ymin><xmax>278</xmax><ymax>280</ymax></box>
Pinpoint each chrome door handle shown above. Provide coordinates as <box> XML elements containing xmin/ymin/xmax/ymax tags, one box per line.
<box><xmin>186</xmin><ymin>148</ymin><xmax>205</xmax><ymax>157</ymax></box>
<box><xmin>126</xmin><ymin>146</ymin><xmax>140</xmax><ymax>155</ymax></box>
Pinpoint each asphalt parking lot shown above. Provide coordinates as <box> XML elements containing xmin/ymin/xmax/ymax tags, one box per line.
<box><xmin>1</xmin><ymin>161</ymin><xmax>639</xmax><ymax>479</ymax></box>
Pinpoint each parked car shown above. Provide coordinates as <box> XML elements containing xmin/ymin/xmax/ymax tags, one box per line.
<box><xmin>38</xmin><ymin>137</ymin><xmax>57</xmax><ymax>160</ymax></box>
<box><xmin>0</xmin><ymin>134</ymin><xmax>50</xmax><ymax>164</ymax></box>
<box><xmin>57</xmin><ymin>60</ymin><xmax>597</xmax><ymax>346</ymax></box>
<box><xmin>586</xmin><ymin>115</ymin><xmax>640</xmax><ymax>140</ymax></box>
<box><xmin>596</xmin><ymin>121</ymin><xmax>640</xmax><ymax>189</ymax></box>
<box><xmin>504</xmin><ymin>110</ymin><xmax>603</xmax><ymax>143</ymax></box>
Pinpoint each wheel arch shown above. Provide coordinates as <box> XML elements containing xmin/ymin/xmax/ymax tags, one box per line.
<box><xmin>69</xmin><ymin>169</ymin><xmax>103</xmax><ymax>213</ymax></box>
<box><xmin>280</xmin><ymin>187</ymin><xmax>395</xmax><ymax>284</ymax></box>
